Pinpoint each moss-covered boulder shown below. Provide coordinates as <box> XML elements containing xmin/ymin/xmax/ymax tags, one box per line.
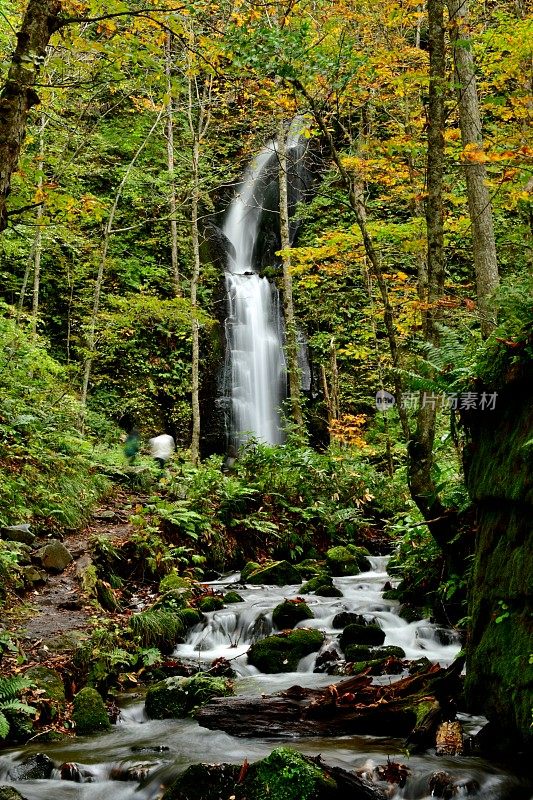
<box><xmin>34</xmin><ymin>540</ymin><xmax>73</xmax><ymax>573</ymax></box>
<box><xmin>179</xmin><ymin>608</ymin><xmax>204</xmax><ymax>628</ymax></box>
<box><xmin>325</xmin><ymin>545</ymin><xmax>371</xmax><ymax>576</ymax></box>
<box><xmin>242</xmin><ymin>747</ymin><xmax>336</xmax><ymax>800</ymax></box>
<box><xmin>339</xmin><ymin>623</ymin><xmax>385</xmax><ymax>650</ymax></box>
<box><xmin>300</xmin><ymin>574</ymin><xmax>332</xmax><ymax>593</ymax></box>
<box><xmin>161</xmin><ymin>763</ymin><xmax>240</xmax><ymax>800</ymax></box>
<box><xmin>342</xmin><ymin>645</ymin><xmax>373</xmax><ymax>662</ymax></box>
<box><xmin>159</xmin><ymin>571</ymin><xmax>194</xmax><ymax>596</ymax></box>
<box><xmin>145</xmin><ymin>674</ymin><xmax>233</xmax><ymax>719</ymax></box>
<box><xmin>224</xmin><ymin>591</ymin><xmax>244</xmax><ymax>603</ymax></box>
<box><xmin>247</xmin><ymin>629</ymin><xmax>324</xmax><ymax>673</ymax></box>
<box><xmin>246</xmin><ymin>560</ymin><xmax>301</xmax><ymax>586</ymax></box>
<box><xmin>332</xmin><ymin>612</ymin><xmax>366</xmax><ymax>629</ymax></box>
<box><xmin>72</xmin><ymin>687</ymin><xmax>111</xmax><ymax>735</ymax></box>
<box><xmin>294</xmin><ymin>559</ymin><xmax>325</xmax><ymax>579</ymax></box>
<box><xmin>240</xmin><ymin>561</ymin><xmax>261</xmax><ymax>581</ymax></box>
<box><xmin>314</xmin><ymin>584</ymin><xmax>343</xmax><ymax>597</ymax></box>
<box><xmin>198</xmin><ymin>595</ymin><xmax>225</xmax><ymax>612</ymax></box>
<box><xmin>372</xmin><ymin>645</ymin><xmax>406</xmax><ymax>659</ymax></box>
<box><xmin>272</xmin><ymin>599</ymin><xmax>314</xmax><ymax>629</ymax></box>
<box><xmin>24</xmin><ymin>666</ymin><xmax>64</xmax><ymax>704</ymax></box>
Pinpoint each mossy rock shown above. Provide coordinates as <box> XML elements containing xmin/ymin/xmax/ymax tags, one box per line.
<box><xmin>0</xmin><ymin>788</ymin><xmax>29</xmax><ymax>800</ymax></box>
<box><xmin>198</xmin><ymin>595</ymin><xmax>225</xmax><ymax>612</ymax></box>
<box><xmin>96</xmin><ymin>579</ymin><xmax>120</xmax><ymax>611</ymax></box>
<box><xmin>294</xmin><ymin>560</ymin><xmax>325</xmax><ymax>579</ymax></box>
<box><xmin>72</xmin><ymin>687</ymin><xmax>111</xmax><ymax>735</ymax></box>
<box><xmin>246</xmin><ymin>560</ymin><xmax>301</xmax><ymax>586</ymax></box>
<box><xmin>145</xmin><ymin>674</ymin><xmax>233</xmax><ymax>719</ymax></box>
<box><xmin>325</xmin><ymin>545</ymin><xmax>371</xmax><ymax>576</ymax></box>
<box><xmin>247</xmin><ymin>629</ymin><xmax>325</xmax><ymax>673</ymax></box>
<box><xmin>342</xmin><ymin>645</ymin><xmax>373</xmax><ymax>662</ymax></box>
<box><xmin>161</xmin><ymin>763</ymin><xmax>240</xmax><ymax>800</ymax></box>
<box><xmin>315</xmin><ymin>585</ymin><xmax>343</xmax><ymax>597</ymax></box>
<box><xmin>224</xmin><ymin>591</ymin><xmax>244</xmax><ymax>604</ymax></box>
<box><xmin>372</xmin><ymin>645</ymin><xmax>406</xmax><ymax>659</ymax></box>
<box><xmin>300</xmin><ymin>574</ymin><xmax>332</xmax><ymax>593</ymax></box>
<box><xmin>24</xmin><ymin>666</ymin><xmax>64</xmax><ymax>705</ymax></box>
<box><xmin>332</xmin><ymin>612</ymin><xmax>366</xmax><ymax>629</ymax></box>
<box><xmin>272</xmin><ymin>599</ymin><xmax>314</xmax><ymax>629</ymax></box>
<box><xmin>339</xmin><ymin>623</ymin><xmax>385</xmax><ymax>650</ymax></box>
<box><xmin>179</xmin><ymin>608</ymin><xmax>204</xmax><ymax>628</ymax></box>
<box><xmin>347</xmin><ymin>658</ymin><xmax>389</xmax><ymax>675</ymax></box>
<box><xmin>159</xmin><ymin>571</ymin><xmax>194</xmax><ymax>596</ymax></box>
<box><xmin>241</xmin><ymin>561</ymin><xmax>261</xmax><ymax>581</ymax></box>
<box><xmin>242</xmin><ymin>746</ymin><xmax>336</xmax><ymax>800</ymax></box>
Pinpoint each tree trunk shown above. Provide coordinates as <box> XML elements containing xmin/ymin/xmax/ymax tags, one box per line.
<box><xmin>447</xmin><ymin>0</ymin><xmax>499</xmax><ymax>338</ymax></box>
<box><xmin>31</xmin><ymin>112</ymin><xmax>46</xmax><ymax>340</ymax></box>
<box><xmin>277</xmin><ymin>119</ymin><xmax>304</xmax><ymax>430</ymax></box>
<box><xmin>165</xmin><ymin>31</ymin><xmax>181</xmax><ymax>298</ymax></box>
<box><xmin>190</xmin><ymin>134</ymin><xmax>201</xmax><ymax>464</ymax></box>
<box><xmin>0</xmin><ymin>0</ymin><xmax>61</xmax><ymax>233</ymax></box>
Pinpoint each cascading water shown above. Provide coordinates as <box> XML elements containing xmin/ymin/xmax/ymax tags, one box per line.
<box><xmin>223</xmin><ymin>142</ymin><xmax>286</xmax><ymax>447</ymax></box>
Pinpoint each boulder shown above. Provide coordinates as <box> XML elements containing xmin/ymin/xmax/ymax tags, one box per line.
<box><xmin>332</xmin><ymin>612</ymin><xmax>367</xmax><ymax>629</ymax></box>
<box><xmin>326</xmin><ymin>545</ymin><xmax>371</xmax><ymax>577</ymax></box>
<box><xmin>246</xmin><ymin>560</ymin><xmax>301</xmax><ymax>586</ymax></box>
<box><xmin>339</xmin><ymin>623</ymin><xmax>385</xmax><ymax>650</ymax></box>
<box><xmin>294</xmin><ymin>559</ymin><xmax>325</xmax><ymax>579</ymax></box>
<box><xmin>315</xmin><ymin>585</ymin><xmax>343</xmax><ymax>597</ymax></box>
<box><xmin>20</xmin><ymin>565</ymin><xmax>47</xmax><ymax>586</ymax></box>
<box><xmin>247</xmin><ymin>629</ymin><xmax>324</xmax><ymax>673</ymax></box>
<box><xmin>300</xmin><ymin>574</ymin><xmax>332</xmax><ymax>593</ymax></box>
<box><xmin>272</xmin><ymin>599</ymin><xmax>314</xmax><ymax>629</ymax></box>
<box><xmin>159</xmin><ymin>571</ymin><xmax>194</xmax><ymax>598</ymax></box>
<box><xmin>145</xmin><ymin>674</ymin><xmax>233</xmax><ymax>719</ymax></box>
<box><xmin>240</xmin><ymin>561</ymin><xmax>261</xmax><ymax>581</ymax></box>
<box><xmin>0</xmin><ymin>524</ymin><xmax>35</xmax><ymax>545</ymax></box>
<box><xmin>24</xmin><ymin>666</ymin><xmax>65</xmax><ymax>703</ymax></box>
<box><xmin>372</xmin><ymin>646</ymin><xmax>406</xmax><ymax>659</ymax></box>
<box><xmin>34</xmin><ymin>540</ymin><xmax>73</xmax><ymax>573</ymax></box>
<box><xmin>224</xmin><ymin>591</ymin><xmax>244</xmax><ymax>604</ymax></box>
<box><xmin>161</xmin><ymin>763</ymin><xmax>240</xmax><ymax>800</ymax></box>
<box><xmin>72</xmin><ymin>687</ymin><xmax>111</xmax><ymax>735</ymax></box>
<box><xmin>198</xmin><ymin>595</ymin><xmax>225</xmax><ymax>612</ymax></box>
<box><xmin>242</xmin><ymin>746</ymin><xmax>336</xmax><ymax>799</ymax></box>
<box><xmin>9</xmin><ymin>753</ymin><xmax>54</xmax><ymax>780</ymax></box>
<box><xmin>179</xmin><ymin>608</ymin><xmax>204</xmax><ymax>628</ymax></box>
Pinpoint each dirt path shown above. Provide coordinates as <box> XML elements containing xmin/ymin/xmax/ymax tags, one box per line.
<box><xmin>6</xmin><ymin>488</ymin><xmax>140</xmax><ymax>653</ymax></box>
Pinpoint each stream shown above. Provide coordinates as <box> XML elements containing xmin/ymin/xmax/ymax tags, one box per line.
<box><xmin>0</xmin><ymin>557</ymin><xmax>530</xmax><ymax>799</ymax></box>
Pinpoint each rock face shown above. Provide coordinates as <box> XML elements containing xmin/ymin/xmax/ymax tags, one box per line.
<box><xmin>247</xmin><ymin>629</ymin><xmax>324</xmax><ymax>673</ymax></box>
<box><xmin>72</xmin><ymin>687</ymin><xmax>111</xmax><ymax>735</ymax></box>
<box><xmin>34</xmin><ymin>540</ymin><xmax>73</xmax><ymax>573</ymax></box>
<box><xmin>145</xmin><ymin>674</ymin><xmax>234</xmax><ymax>719</ymax></box>
<box><xmin>462</xmin><ymin>367</ymin><xmax>533</xmax><ymax>752</ymax></box>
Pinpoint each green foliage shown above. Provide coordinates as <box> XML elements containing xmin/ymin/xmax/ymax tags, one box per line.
<box><xmin>129</xmin><ymin>610</ymin><xmax>184</xmax><ymax>650</ymax></box>
<box><xmin>0</xmin><ymin>675</ymin><xmax>34</xmax><ymax>741</ymax></box>
<box><xmin>245</xmin><ymin>747</ymin><xmax>335</xmax><ymax>800</ymax></box>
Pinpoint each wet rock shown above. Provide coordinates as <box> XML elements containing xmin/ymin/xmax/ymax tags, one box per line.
<box><xmin>246</xmin><ymin>560</ymin><xmax>301</xmax><ymax>586</ymax></box>
<box><xmin>161</xmin><ymin>762</ymin><xmax>240</xmax><ymax>800</ymax></box>
<box><xmin>178</xmin><ymin>608</ymin><xmax>204</xmax><ymax>628</ymax></box>
<box><xmin>347</xmin><ymin>657</ymin><xmax>404</xmax><ymax>676</ymax></box>
<box><xmin>242</xmin><ymin>746</ymin><xmax>336</xmax><ymax>799</ymax></box>
<box><xmin>371</xmin><ymin>646</ymin><xmax>406</xmax><ymax>659</ymax></box>
<box><xmin>131</xmin><ymin>745</ymin><xmax>170</xmax><ymax>753</ymax></box>
<box><xmin>159</xmin><ymin>572</ymin><xmax>194</xmax><ymax>599</ymax></box>
<box><xmin>223</xmin><ymin>590</ymin><xmax>244</xmax><ymax>603</ymax></box>
<box><xmin>332</xmin><ymin>612</ymin><xmax>367</xmax><ymax>629</ymax></box>
<box><xmin>110</xmin><ymin>763</ymin><xmax>152</xmax><ymax>782</ymax></box>
<box><xmin>249</xmin><ymin>613</ymin><xmax>271</xmax><ymax>643</ymax></box>
<box><xmin>272</xmin><ymin>599</ymin><xmax>314</xmax><ymax>629</ymax></box>
<box><xmin>0</xmin><ymin>524</ymin><xmax>35</xmax><ymax>545</ymax></box>
<box><xmin>408</xmin><ymin>657</ymin><xmax>432</xmax><ymax>675</ymax></box>
<box><xmin>24</xmin><ymin>665</ymin><xmax>65</xmax><ymax>703</ymax></box>
<box><xmin>247</xmin><ymin>629</ymin><xmax>325</xmax><ymax>673</ymax></box>
<box><xmin>300</xmin><ymin>573</ymin><xmax>332</xmax><ymax>593</ymax></box>
<box><xmin>197</xmin><ymin>595</ymin><xmax>225</xmax><ymax>612</ymax></box>
<box><xmin>240</xmin><ymin>561</ymin><xmax>261</xmax><ymax>581</ymax></box>
<box><xmin>209</xmin><ymin>657</ymin><xmax>236</xmax><ymax>678</ymax></box>
<box><xmin>314</xmin><ymin>646</ymin><xmax>342</xmax><ymax>673</ymax></box>
<box><xmin>9</xmin><ymin>753</ymin><xmax>54</xmax><ymax>780</ymax></box>
<box><xmin>145</xmin><ymin>674</ymin><xmax>234</xmax><ymax>719</ymax></box>
<box><xmin>339</xmin><ymin>623</ymin><xmax>385</xmax><ymax>650</ymax></box>
<box><xmin>0</xmin><ymin>788</ymin><xmax>29</xmax><ymax>800</ymax></box>
<box><xmin>60</xmin><ymin>762</ymin><xmax>85</xmax><ymax>782</ymax></box>
<box><xmin>315</xmin><ymin>584</ymin><xmax>343</xmax><ymax>597</ymax></box>
<box><xmin>326</xmin><ymin>545</ymin><xmax>371</xmax><ymax>576</ymax></box>
<box><xmin>294</xmin><ymin>559</ymin><xmax>325</xmax><ymax>579</ymax></box>
<box><xmin>342</xmin><ymin>644</ymin><xmax>374</xmax><ymax>662</ymax></box>
<box><xmin>397</xmin><ymin>603</ymin><xmax>421</xmax><ymax>623</ymax></box>
<box><xmin>428</xmin><ymin>771</ymin><xmax>456</xmax><ymax>798</ymax></box>
<box><xmin>34</xmin><ymin>540</ymin><xmax>73</xmax><ymax>573</ymax></box>
<box><xmin>433</xmin><ymin>627</ymin><xmax>462</xmax><ymax>646</ymax></box>
<box><xmin>72</xmin><ymin>687</ymin><xmax>111</xmax><ymax>735</ymax></box>
<box><xmin>19</xmin><ymin>565</ymin><xmax>47</xmax><ymax>586</ymax></box>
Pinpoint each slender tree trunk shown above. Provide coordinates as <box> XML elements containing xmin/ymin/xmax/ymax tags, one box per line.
<box><xmin>190</xmin><ymin>134</ymin><xmax>201</xmax><ymax>464</ymax></box>
<box><xmin>277</xmin><ymin>119</ymin><xmax>304</xmax><ymax>430</ymax></box>
<box><xmin>165</xmin><ymin>31</ymin><xmax>181</xmax><ymax>297</ymax></box>
<box><xmin>31</xmin><ymin>112</ymin><xmax>46</xmax><ymax>340</ymax></box>
<box><xmin>0</xmin><ymin>0</ymin><xmax>61</xmax><ymax>233</ymax></box>
<box><xmin>81</xmin><ymin>110</ymin><xmax>163</xmax><ymax>410</ymax></box>
<box><xmin>447</xmin><ymin>0</ymin><xmax>499</xmax><ymax>337</ymax></box>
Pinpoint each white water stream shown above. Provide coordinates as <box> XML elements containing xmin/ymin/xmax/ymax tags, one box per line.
<box><xmin>1</xmin><ymin>557</ymin><xmax>529</xmax><ymax>800</ymax></box>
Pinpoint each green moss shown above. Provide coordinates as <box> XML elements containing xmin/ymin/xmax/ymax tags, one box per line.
<box><xmin>145</xmin><ymin>674</ymin><xmax>233</xmax><ymax>719</ymax></box>
<box><xmin>72</xmin><ymin>687</ymin><xmax>111</xmax><ymax>735</ymax></box>
<box><xmin>151</xmin><ymin>590</ymin><xmax>188</xmax><ymax>611</ymax></box>
<box><xmin>159</xmin><ymin>571</ymin><xmax>194</xmax><ymax>594</ymax></box>
<box><xmin>243</xmin><ymin>746</ymin><xmax>336</xmax><ymax>800</ymax></box>
<box><xmin>23</xmin><ymin>666</ymin><xmax>64</xmax><ymax>704</ymax></box>
<box><xmin>198</xmin><ymin>595</ymin><xmax>225</xmax><ymax>612</ymax></box>
<box><xmin>247</xmin><ymin>629</ymin><xmax>325</xmax><ymax>673</ymax></box>
<box><xmin>325</xmin><ymin>545</ymin><xmax>371</xmax><ymax>576</ymax></box>
<box><xmin>241</xmin><ymin>561</ymin><xmax>261</xmax><ymax>581</ymax></box>
<box><xmin>342</xmin><ymin>645</ymin><xmax>373</xmax><ymax>661</ymax></box>
<box><xmin>339</xmin><ymin>623</ymin><xmax>385</xmax><ymax>651</ymax></box>
<box><xmin>246</xmin><ymin>561</ymin><xmax>301</xmax><ymax>586</ymax></box>
<box><xmin>314</xmin><ymin>584</ymin><xmax>343</xmax><ymax>597</ymax></box>
<box><xmin>294</xmin><ymin>560</ymin><xmax>325</xmax><ymax>579</ymax></box>
<box><xmin>224</xmin><ymin>590</ymin><xmax>244</xmax><ymax>603</ymax></box>
<box><xmin>179</xmin><ymin>608</ymin><xmax>204</xmax><ymax>628</ymax></box>
<box><xmin>272</xmin><ymin>600</ymin><xmax>314</xmax><ymax>629</ymax></box>
<box><xmin>0</xmin><ymin>788</ymin><xmax>28</xmax><ymax>800</ymax></box>
<box><xmin>300</xmin><ymin>574</ymin><xmax>332</xmax><ymax>593</ymax></box>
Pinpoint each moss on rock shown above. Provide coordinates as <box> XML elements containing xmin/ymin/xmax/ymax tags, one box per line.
<box><xmin>72</xmin><ymin>687</ymin><xmax>111</xmax><ymax>735</ymax></box>
<box><xmin>314</xmin><ymin>585</ymin><xmax>343</xmax><ymax>597</ymax></box>
<box><xmin>24</xmin><ymin>666</ymin><xmax>65</xmax><ymax>704</ymax></box>
<box><xmin>339</xmin><ymin>623</ymin><xmax>385</xmax><ymax>650</ymax></box>
<box><xmin>179</xmin><ymin>608</ymin><xmax>204</xmax><ymax>628</ymax></box>
<box><xmin>242</xmin><ymin>746</ymin><xmax>336</xmax><ymax>800</ymax></box>
<box><xmin>247</xmin><ymin>629</ymin><xmax>324</xmax><ymax>673</ymax></box>
<box><xmin>300</xmin><ymin>574</ymin><xmax>332</xmax><ymax>593</ymax></box>
<box><xmin>241</xmin><ymin>561</ymin><xmax>261</xmax><ymax>581</ymax></box>
<box><xmin>0</xmin><ymin>788</ymin><xmax>28</xmax><ymax>800</ymax></box>
<box><xmin>145</xmin><ymin>674</ymin><xmax>233</xmax><ymax>719</ymax></box>
<box><xmin>326</xmin><ymin>545</ymin><xmax>371</xmax><ymax>576</ymax></box>
<box><xmin>246</xmin><ymin>561</ymin><xmax>301</xmax><ymax>586</ymax></box>
<box><xmin>198</xmin><ymin>595</ymin><xmax>225</xmax><ymax>612</ymax></box>
<box><xmin>272</xmin><ymin>599</ymin><xmax>314</xmax><ymax>629</ymax></box>
<box><xmin>224</xmin><ymin>591</ymin><xmax>244</xmax><ymax>603</ymax></box>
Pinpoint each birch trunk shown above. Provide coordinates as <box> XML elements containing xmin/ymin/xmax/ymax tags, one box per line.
<box><xmin>277</xmin><ymin>120</ymin><xmax>304</xmax><ymax>430</ymax></box>
<box><xmin>447</xmin><ymin>0</ymin><xmax>499</xmax><ymax>337</ymax></box>
<box><xmin>31</xmin><ymin>112</ymin><xmax>46</xmax><ymax>340</ymax></box>
<box><xmin>165</xmin><ymin>32</ymin><xmax>181</xmax><ymax>297</ymax></box>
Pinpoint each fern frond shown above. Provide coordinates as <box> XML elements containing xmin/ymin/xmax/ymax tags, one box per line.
<box><xmin>0</xmin><ymin>675</ymin><xmax>32</xmax><ymax>702</ymax></box>
<box><xmin>0</xmin><ymin>711</ymin><xmax>9</xmax><ymax>739</ymax></box>
<box><xmin>0</xmin><ymin>699</ymin><xmax>35</xmax><ymax>715</ymax></box>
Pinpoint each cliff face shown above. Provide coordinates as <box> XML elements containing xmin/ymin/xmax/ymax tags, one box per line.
<box><xmin>462</xmin><ymin>365</ymin><xmax>533</xmax><ymax>750</ymax></box>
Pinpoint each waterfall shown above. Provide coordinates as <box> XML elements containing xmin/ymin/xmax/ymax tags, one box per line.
<box><xmin>222</xmin><ymin>141</ymin><xmax>287</xmax><ymax>447</ymax></box>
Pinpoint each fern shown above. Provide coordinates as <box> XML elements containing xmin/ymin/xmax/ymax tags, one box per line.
<box><xmin>0</xmin><ymin>675</ymin><xmax>34</xmax><ymax>740</ymax></box>
<box><xmin>397</xmin><ymin>325</ymin><xmax>481</xmax><ymax>395</ymax></box>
